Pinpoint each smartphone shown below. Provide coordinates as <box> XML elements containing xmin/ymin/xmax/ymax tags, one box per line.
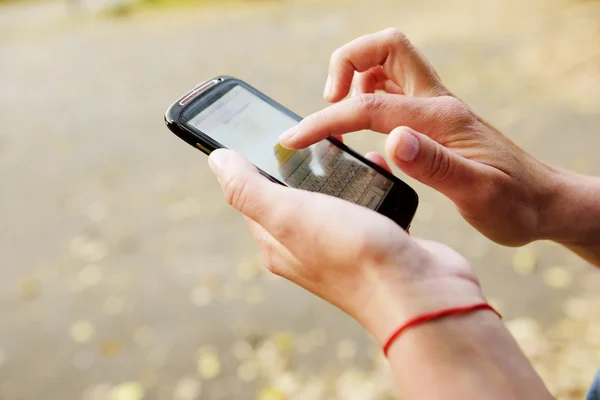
<box><xmin>164</xmin><ymin>76</ymin><xmax>418</xmax><ymax>230</ymax></box>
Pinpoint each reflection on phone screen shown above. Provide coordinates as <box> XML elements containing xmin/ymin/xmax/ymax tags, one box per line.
<box><xmin>187</xmin><ymin>85</ymin><xmax>393</xmax><ymax>210</ymax></box>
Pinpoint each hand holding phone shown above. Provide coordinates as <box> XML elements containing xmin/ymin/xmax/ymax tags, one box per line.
<box><xmin>206</xmin><ymin>148</ymin><xmax>486</xmax><ymax>348</ymax></box>
<box><xmin>164</xmin><ymin>76</ymin><xmax>418</xmax><ymax>229</ymax></box>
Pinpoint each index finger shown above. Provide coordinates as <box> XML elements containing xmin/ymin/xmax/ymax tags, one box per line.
<box><xmin>326</xmin><ymin>28</ymin><xmax>448</xmax><ymax>102</ymax></box>
<box><xmin>280</xmin><ymin>93</ymin><xmax>438</xmax><ymax>149</ymax></box>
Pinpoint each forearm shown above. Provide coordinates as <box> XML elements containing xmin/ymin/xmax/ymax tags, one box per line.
<box><xmin>386</xmin><ymin>310</ymin><xmax>554</xmax><ymax>400</ymax></box>
<box><xmin>540</xmin><ymin>168</ymin><xmax>600</xmax><ymax>266</ymax></box>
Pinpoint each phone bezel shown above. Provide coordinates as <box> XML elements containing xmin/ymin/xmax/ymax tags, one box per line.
<box><xmin>164</xmin><ymin>76</ymin><xmax>418</xmax><ymax>230</ymax></box>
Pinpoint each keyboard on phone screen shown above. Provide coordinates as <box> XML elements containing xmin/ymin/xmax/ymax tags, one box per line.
<box><xmin>284</xmin><ymin>144</ymin><xmax>388</xmax><ymax>210</ymax></box>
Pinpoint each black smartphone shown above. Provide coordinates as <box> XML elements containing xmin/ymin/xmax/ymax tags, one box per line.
<box><xmin>164</xmin><ymin>76</ymin><xmax>418</xmax><ymax>230</ymax></box>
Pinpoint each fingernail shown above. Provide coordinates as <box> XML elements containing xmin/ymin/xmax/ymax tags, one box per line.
<box><xmin>279</xmin><ymin>125</ymin><xmax>298</xmax><ymax>143</ymax></box>
<box><xmin>208</xmin><ymin>149</ymin><xmax>230</xmax><ymax>178</ymax></box>
<box><xmin>395</xmin><ymin>129</ymin><xmax>419</xmax><ymax>162</ymax></box>
<box><xmin>323</xmin><ymin>74</ymin><xmax>333</xmax><ymax>99</ymax></box>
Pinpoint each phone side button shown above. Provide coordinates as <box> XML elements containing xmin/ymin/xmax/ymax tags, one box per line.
<box><xmin>196</xmin><ymin>143</ymin><xmax>212</xmax><ymax>154</ymax></box>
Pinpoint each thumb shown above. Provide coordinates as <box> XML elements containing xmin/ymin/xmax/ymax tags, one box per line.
<box><xmin>208</xmin><ymin>149</ymin><xmax>274</xmax><ymax>220</ymax></box>
<box><xmin>386</xmin><ymin>127</ymin><xmax>479</xmax><ymax>201</ymax></box>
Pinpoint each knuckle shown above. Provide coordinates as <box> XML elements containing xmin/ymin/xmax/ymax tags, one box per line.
<box><xmin>354</xmin><ymin>93</ymin><xmax>382</xmax><ymax>130</ymax></box>
<box><xmin>383</xmin><ymin>27</ymin><xmax>408</xmax><ymax>45</ymax></box>
<box><xmin>260</xmin><ymin>244</ymin><xmax>280</xmax><ymax>275</ymax></box>
<box><xmin>436</xmin><ymin>96</ymin><xmax>472</xmax><ymax>126</ymax></box>
<box><xmin>355</xmin><ymin>93</ymin><xmax>378</xmax><ymax>111</ymax></box>
<box><xmin>263</xmin><ymin>260</ymin><xmax>277</xmax><ymax>275</ymax></box>
<box><xmin>437</xmin><ymin>95</ymin><xmax>463</xmax><ymax>110</ymax></box>
<box><xmin>426</xmin><ymin>145</ymin><xmax>453</xmax><ymax>183</ymax></box>
<box><xmin>222</xmin><ymin>174</ymin><xmax>250</xmax><ymax>212</ymax></box>
<box><xmin>254</xmin><ymin>230</ymin><xmax>283</xmax><ymax>276</ymax></box>
<box><xmin>330</xmin><ymin>46</ymin><xmax>346</xmax><ymax>64</ymax></box>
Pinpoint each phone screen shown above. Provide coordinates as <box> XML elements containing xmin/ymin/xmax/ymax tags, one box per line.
<box><xmin>186</xmin><ymin>85</ymin><xmax>394</xmax><ymax>210</ymax></box>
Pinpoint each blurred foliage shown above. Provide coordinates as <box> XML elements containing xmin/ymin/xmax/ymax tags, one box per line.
<box><xmin>102</xmin><ymin>0</ymin><xmax>281</xmax><ymax>17</ymax></box>
<box><xmin>0</xmin><ymin>0</ymin><xmax>281</xmax><ymax>17</ymax></box>
<box><xmin>2</xmin><ymin>0</ymin><xmax>600</xmax><ymax>398</ymax></box>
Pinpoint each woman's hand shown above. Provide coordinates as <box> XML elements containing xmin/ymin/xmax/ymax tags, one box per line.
<box><xmin>207</xmin><ymin>149</ymin><xmax>485</xmax><ymax>344</ymax></box>
<box><xmin>279</xmin><ymin>28</ymin><xmax>560</xmax><ymax>247</ymax></box>
<box><xmin>207</xmin><ymin>149</ymin><xmax>553</xmax><ymax>400</ymax></box>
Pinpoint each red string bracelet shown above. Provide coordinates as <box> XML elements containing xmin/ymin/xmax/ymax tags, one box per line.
<box><xmin>382</xmin><ymin>302</ymin><xmax>502</xmax><ymax>357</ymax></box>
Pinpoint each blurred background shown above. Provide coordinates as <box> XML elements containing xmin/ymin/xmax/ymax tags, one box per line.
<box><xmin>1</xmin><ymin>0</ymin><xmax>600</xmax><ymax>398</ymax></box>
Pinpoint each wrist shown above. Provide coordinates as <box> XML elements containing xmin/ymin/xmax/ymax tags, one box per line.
<box><xmin>354</xmin><ymin>267</ymin><xmax>487</xmax><ymax>345</ymax></box>
<box><xmin>538</xmin><ymin>167</ymin><xmax>600</xmax><ymax>248</ymax></box>
<box><xmin>387</xmin><ymin>305</ymin><xmax>503</xmax><ymax>359</ymax></box>
<box><xmin>386</xmin><ymin>307</ymin><xmax>554</xmax><ymax>400</ymax></box>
